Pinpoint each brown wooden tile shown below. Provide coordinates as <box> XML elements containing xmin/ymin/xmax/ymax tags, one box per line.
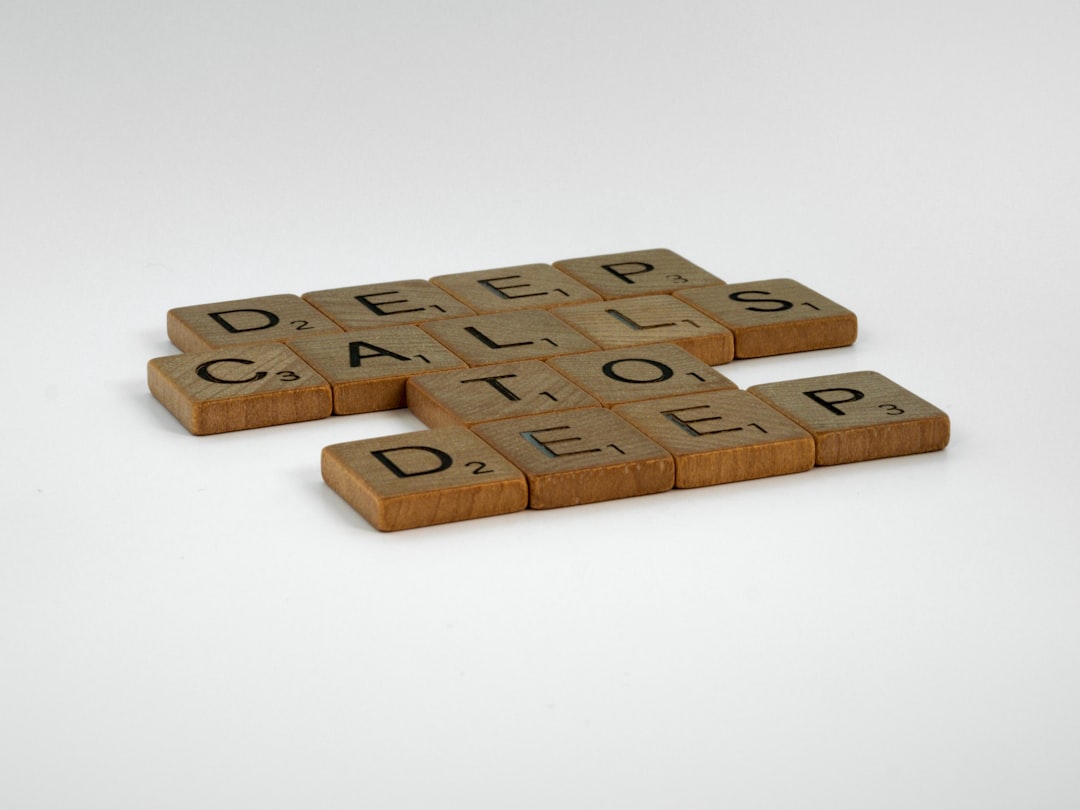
<box><xmin>167</xmin><ymin>294</ymin><xmax>343</xmax><ymax>352</ymax></box>
<box><xmin>551</xmin><ymin>295</ymin><xmax>734</xmax><ymax>364</ymax></box>
<box><xmin>418</xmin><ymin>309</ymin><xmax>599</xmax><ymax>367</ymax></box>
<box><xmin>406</xmin><ymin>360</ymin><xmax>600</xmax><ymax>428</ymax></box>
<box><xmin>471</xmin><ymin>408</ymin><xmax>674</xmax><ymax>509</ymax></box>
<box><xmin>322</xmin><ymin>428</ymin><xmax>528</xmax><ymax>531</ymax></box>
<box><xmin>430</xmin><ymin>263</ymin><xmax>603</xmax><ymax>313</ymax></box>
<box><xmin>552</xmin><ymin>248</ymin><xmax>724</xmax><ymax>299</ymax></box>
<box><xmin>303</xmin><ymin>280</ymin><xmax>475</xmax><ymax>329</ymax></box>
<box><xmin>288</xmin><ymin>326</ymin><xmax>467</xmax><ymax>415</ymax></box>
<box><xmin>612</xmin><ymin>390</ymin><xmax>815</xmax><ymax>487</ymax></box>
<box><xmin>147</xmin><ymin>343</ymin><xmax>332</xmax><ymax>435</ymax></box>
<box><xmin>675</xmin><ymin>278</ymin><xmax>857</xmax><ymax>358</ymax></box>
<box><xmin>546</xmin><ymin>343</ymin><xmax>738</xmax><ymax>407</ymax></box>
<box><xmin>747</xmin><ymin>371</ymin><xmax>950</xmax><ymax>465</ymax></box>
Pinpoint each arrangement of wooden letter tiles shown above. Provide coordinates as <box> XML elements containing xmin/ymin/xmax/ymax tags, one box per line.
<box><xmin>148</xmin><ymin>248</ymin><xmax>950</xmax><ymax>531</ymax></box>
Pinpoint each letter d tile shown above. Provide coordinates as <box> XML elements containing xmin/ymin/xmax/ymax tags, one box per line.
<box><xmin>321</xmin><ymin>427</ymin><xmax>528</xmax><ymax>531</ymax></box>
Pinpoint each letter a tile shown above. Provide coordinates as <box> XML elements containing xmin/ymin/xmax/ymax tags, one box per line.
<box><xmin>322</xmin><ymin>428</ymin><xmax>529</xmax><ymax>531</ymax></box>
<box><xmin>288</xmin><ymin>326</ymin><xmax>467</xmax><ymax>414</ymax></box>
<box><xmin>147</xmin><ymin>343</ymin><xmax>332</xmax><ymax>435</ymax></box>
<box><xmin>471</xmin><ymin>408</ymin><xmax>675</xmax><ymax>509</ymax></box>
<box><xmin>612</xmin><ymin>391</ymin><xmax>815</xmax><ymax>487</ymax></box>
<box><xmin>675</xmin><ymin>278</ymin><xmax>857</xmax><ymax>358</ymax></box>
<box><xmin>748</xmin><ymin>371</ymin><xmax>950</xmax><ymax>465</ymax></box>
<box><xmin>167</xmin><ymin>294</ymin><xmax>343</xmax><ymax>352</ymax></box>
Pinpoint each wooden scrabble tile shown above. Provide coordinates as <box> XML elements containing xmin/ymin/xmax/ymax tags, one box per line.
<box><xmin>612</xmin><ymin>391</ymin><xmax>815</xmax><ymax>487</ymax></box>
<box><xmin>675</xmin><ymin>278</ymin><xmax>857</xmax><ymax>358</ymax></box>
<box><xmin>303</xmin><ymin>280</ymin><xmax>475</xmax><ymax>329</ymax></box>
<box><xmin>406</xmin><ymin>360</ymin><xmax>600</xmax><ymax>428</ymax></box>
<box><xmin>430</xmin><ymin>263</ymin><xmax>603</xmax><ymax>313</ymax></box>
<box><xmin>167</xmin><ymin>294</ymin><xmax>344</xmax><ymax>352</ymax></box>
<box><xmin>747</xmin><ymin>371</ymin><xmax>950</xmax><ymax>465</ymax></box>
<box><xmin>552</xmin><ymin>248</ymin><xmax>724</xmax><ymax>299</ymax></box>
<box><xmin>551</xmin><ymin>295</ymin><xmax>734</xmax><ymax>365</ymax></box>
<box><xmin>471</xmin><ymin>408</ymin><xmax>675</xmax><ymax>509</ymax></box>
<box><xmin>418</xmin><ymin>309</ymin><xmax>599</xmax><ymax>367</ymax></box>
<box><xmin>287</xmin><ymin>326</ymin><xmax>467</xmax><ymax>415</ymax></box>
<box><xmin>322</xmin><ymin>428</ymin><xmax>528</xmax><ymax>531</ymax></box>
<box><xmin>546</xmin><ymin>343</ymin><xmax>738</xmax><ymax>406</ymax></box>
<box><xmin>148</xmin><ymin>343</ymin><xmax>332</xmax><ymax>435</ymax></box>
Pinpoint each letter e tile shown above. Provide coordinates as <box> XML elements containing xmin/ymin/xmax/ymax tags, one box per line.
<box><xmin>747</xmin><ymin>371</ymin><xmax>950</xmax><ymax>465</ymax></box>
<box><xmin>471</xmin><ymin>408</ymin><xmax>674</xmax><ymax>509</ymax></box>
<box><xmin>612</xmin><ymin>391</ymin><xmax>815</xmax><ymax>487</ymax></box>
<box><xmin>552</xmin><ymin>296</ymin><xmax>734</xmax><ymax>364</ymax></box>
<box><xmin>303</xmin><ymin>280</ymin><xmax>475</xmax><ymax>329</ymax></box>
<box><xmin>321</xmin><ymin>428</ymin><xmax>528</xmax><ymax>531</ymax></box>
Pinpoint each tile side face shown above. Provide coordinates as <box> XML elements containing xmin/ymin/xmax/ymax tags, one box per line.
<box><xmin>322</xmin><ymin>428</ymin><xmax>528</xmax><ymax>531</ymax></box>
<box><xmin>748</xmin><ymin>371</ymin><xmax>950</xmax><ymax>465</ymax></box>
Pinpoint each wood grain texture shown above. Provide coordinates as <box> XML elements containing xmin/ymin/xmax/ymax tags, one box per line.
<box><xmin>167</xmin><ymin>294</ymin><xmax>343</xmax><ymax>352</ymax></box>
<box><xmin>546</xmin><ymin>343</ymin><xmax>738</xmax><ymax>406</ymax></box>
<box><xmin>747</xmin><ymin>371</ymin><xmax>950</xmax><ymax>465</ymax></box>
<box><xmin>552</xmin><ymin>248</ymin><xmax>724</xmax><ymax>299</ymax></box>
<box><xmin>471</xmin><ymin>408</ymin><xmax>674</xmax><ymax>509</ymax></box>
<box><xmin>303</xmin><ymin>280</ymin><xmax>475</xmax><ymax>329</ymax></box>
<box><xmin>551</xmin><ymin>295</ymin><xmax>734</xmax><ymax>365</ymax></box>
<box><xmin>288</xmin><ymin>325</ymin><xmax>467</xmax><ymax>415</ymax></box>
<box><xmin>612</xmin><ymin>391</ymin><xmax>815</xmax><ymax>487</ymax></box>
<box><xmin>321</xmin><ymin>428</ymin><xmax>528</xmax><ymax>531</ymax></box>
<box><xmin>430</xmin><ymin>263</ymin><xmax>602</xmax><ymax>313</ymax></box>
<box><xmin>147</xmin><ymin>343</ymin><xmax>332</xmax><ymax>435</ymax></box>
<box><xmin>406</xmin><ymin>360</ymin><xmax>600</xmax><ymax>428</ymax></box>
<box><xmin>418</xmin><ymin>309</ymin><xmax>599</xmax><ymax>367</ymax></box>
<box><xmin>675</xmin><ymin>278</ymin><xmax>857</xmax><ymax>358</ymax></box>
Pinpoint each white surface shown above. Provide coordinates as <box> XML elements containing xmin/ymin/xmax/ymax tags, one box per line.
<box><xmin>3</xmin><ymin>1</ymin><xmax>1079</xmax><ymax>808</ymax></box>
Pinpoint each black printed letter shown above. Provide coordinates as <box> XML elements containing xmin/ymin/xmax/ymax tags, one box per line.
<box><xmin>208</xmin><ymin>309</ymin><xmax>280</xmax><ymax>333</ymax></box>
<box><xmin>195</xmin><ymin>358</ymin><xmax>267</xmax><ymax>384</ymax></box>
<box><xmin>804</xmin><ymin>387</ymin><xmax>865</xmax><ymax>416</ymax></box>
<box><xmin>371</xmin><ymin>446</ymin><xmax>453</xmax><ymax>478</ymax></box>
<box><xmin>348</xmin><ymin>341</ymin><xmax>412</xmax><ymax>367</ymax></box>
<box><xmin>601</xmin><ymin>262</ymin><xmax>655</xmax><ymax>284</ymax></box>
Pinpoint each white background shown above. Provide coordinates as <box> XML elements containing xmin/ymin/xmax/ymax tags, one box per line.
<box><xmin>3</xmin><ymin>1</ymin><xmax>1079</xmax><ymax>808</ymax></box>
